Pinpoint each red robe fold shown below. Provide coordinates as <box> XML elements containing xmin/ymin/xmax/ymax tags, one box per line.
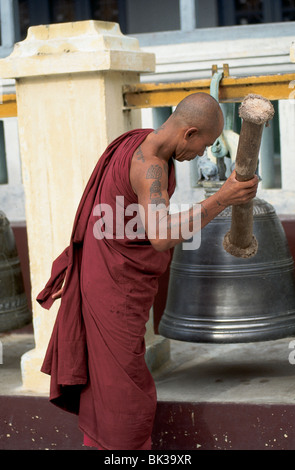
<box><xmin>37</xmin><ymin>128</ymin><xmax>176</xmax><ymax>450</ymax></box>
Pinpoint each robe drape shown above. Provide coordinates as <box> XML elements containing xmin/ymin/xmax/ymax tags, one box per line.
<box><xmin>37</xmin><ymin>128</ymin><xmax>176</xmax><ymax>450</ymax></box>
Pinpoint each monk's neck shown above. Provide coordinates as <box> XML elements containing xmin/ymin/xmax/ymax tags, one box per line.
<box><xmin>144</xmin><ymin>123</ymin><xmax>179</xmax><ymax>163</ymax></box>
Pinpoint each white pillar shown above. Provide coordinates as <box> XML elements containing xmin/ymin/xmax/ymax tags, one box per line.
<box><xmin>279</xmin><ymin>99</ymin><xmax>295</xmax><ymax>191</ymax></box>
<box><xmin>0</xmin><ymin>0</ymin><xmax>20</xmax><ymax>54</ymax></box>
<box><xmin>0</xmin><ymin>20</ymin><xmax>155</xmax><ymax>393</ymax></box>
<box><xmin>179</xmin><ymin>0</ymin><xmax>196</xmax><ymax>31</ymax></box>
<box><xmin>280</xmin><ymin>44</ymin><xmax>295</xmax><ymax>191</ymax></box>
<box><xmin>260</xmin><ymin>119</ymin><xmax>276</xmax><ymax>189</ymax></box>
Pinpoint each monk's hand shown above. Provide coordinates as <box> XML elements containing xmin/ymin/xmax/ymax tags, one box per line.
<box><xmin>217</xmin><ymin>170</ymin><xmax>259</xmax><ymax>207</ymax></box>
<box><xmin>51</xmin><ymin>270</ymin><xmax>68</xmax><ymax>300</ymax></box>
<box><xmin>52</xmin><ymin>287</ymin><xmax>63</xmax><ymax>300</ymax></box>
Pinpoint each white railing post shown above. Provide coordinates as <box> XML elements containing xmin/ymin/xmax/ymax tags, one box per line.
<box><xmin>179</xmin><ymin>0</ymin><xmax>196</xmax><ymax>31</ymax></box>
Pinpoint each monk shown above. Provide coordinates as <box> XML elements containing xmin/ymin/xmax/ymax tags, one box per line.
<box><xmin>37</xmin><ymin>92</ymin><xmax>258</xmax><ymax>450</ymax></box>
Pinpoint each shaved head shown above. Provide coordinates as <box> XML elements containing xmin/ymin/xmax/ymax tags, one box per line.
<box><xmin>172</xmin><ymin>92</ymin><xmax>224</xmax><ymax>135</ymax></box>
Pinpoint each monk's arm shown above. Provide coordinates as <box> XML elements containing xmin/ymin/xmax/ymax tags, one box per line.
<box><xmin>132</xmin><ymin>158</ymin><xmax>213</xmax><ymax>251</ymax></box>
<box><xmin>132</xmin><ymin>157</ymin><xmax>258</xmax><ymax>252</ymax></box>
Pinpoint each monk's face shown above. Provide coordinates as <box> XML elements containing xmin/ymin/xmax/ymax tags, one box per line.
<box><xmin>174</xmin><ymin>124</ymin><xmax>222</xmax><ymax>162</ymax></box>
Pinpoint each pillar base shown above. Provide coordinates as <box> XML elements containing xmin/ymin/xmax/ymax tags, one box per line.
<box><xmin>21</xmin><ymin>348</ymin><xmax>50</xmax><ymax>395</ymax></box>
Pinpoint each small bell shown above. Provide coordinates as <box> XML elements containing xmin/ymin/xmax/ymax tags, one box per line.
<box><xmin>0</xmin><ymin>211</ymin><xmax>31</xmax><ymax>332</ymax></box>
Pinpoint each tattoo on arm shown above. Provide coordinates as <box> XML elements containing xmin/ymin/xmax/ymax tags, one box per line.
<box><xmin>201</xmin><ymin>203</ymin><xmax>208</xmax><ymax>220</ymax></box>
<box><xmin>216</xmin><ymin>199</ymin><xmax>226</xmax><ymax>208</ymax></box>
<box><xmin>146</xmin><ymin>164</ymin><xmax>168</xmax><ymax>210</ymax></box>
<box><xmin>151</xmin><ymin>197</ymin><xmax>167</xmax><ymax>206</ymax></box>
<box><xmin>150</xmin><ymin>179</ymin><xmax>162</xmax><ymax>196</ymax></box>
<box><xmin>146</xmin><ymin>164</ymin><xmax>163</xmax><ymax>180</ymax></box>
<box><xmin>136</xmin><ymin>145</ymin><xmax>145</xmax><ymax>163</ymax></box>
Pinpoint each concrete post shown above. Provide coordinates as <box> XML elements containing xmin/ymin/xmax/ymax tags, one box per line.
<box><xmin>179</xmin><ymin>0</ymin><xmax>196</xmax><ymax>31</ymax></box>
<box><xmin>260</xmin><ymin>119</ymin><xmax>275</xmax><ymax>189</ymax></box>
<box><xmin>0</xmin><ymin>0</ymin><xmax>20</xmax><ymax>57</ymax></box>
<box><xmin>0</xmin><ymin>20</ymin><xmax>155</xmax><ymax>393</ymax></box>
<box><xmin>279</xmin><ymin>101</ymin><xmax>295</xmax><ymax>191</ymax></box>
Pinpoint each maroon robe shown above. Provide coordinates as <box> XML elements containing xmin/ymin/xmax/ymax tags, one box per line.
<box><xmin>37</xmin><ymin>129</ymin><xmax>176</xmax><ymax>450</ymax></box>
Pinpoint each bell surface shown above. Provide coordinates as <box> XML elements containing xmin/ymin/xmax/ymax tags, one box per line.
<box><xmin>0</xmin><ymin>211</ymin><xmax>31</xmax><ymax>332</ymax></box>
<box><xmin>159</xmin><ymin>196</ymin><xmax>295</xmax><ymax>343</ymax></box>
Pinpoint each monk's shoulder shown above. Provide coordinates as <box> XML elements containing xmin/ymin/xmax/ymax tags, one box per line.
<box><xmin>131</xmin><ymin>149</ymin><xmax>167</xmax><ymax>179</ymax></box>
<box><xmin>130</xmin><ymin>151</ymin><xmax>168</xmax><ymax>195</ymax></box>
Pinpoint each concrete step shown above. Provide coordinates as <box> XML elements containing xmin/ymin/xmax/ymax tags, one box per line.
<box><xmin>1</xmin><ymin>332</ymin><xmax>295</xmax><ymax>450</ymax></box>
<box><xmin>0</xmin><ymin>395</ymin><xmax>295</xmax><ymax>450</ymax></box>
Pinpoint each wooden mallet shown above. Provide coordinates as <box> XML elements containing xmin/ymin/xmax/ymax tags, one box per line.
<box><xmin>223</xmin><ymin>94</ymin><xmax>275</xmax><ymax>259</ymax></box>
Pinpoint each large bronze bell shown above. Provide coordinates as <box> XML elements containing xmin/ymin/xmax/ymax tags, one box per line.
<box><xmin>160</xmin><ymin>92</ymin><xmax>295</xmax><ymax>343</ymax></box>
<box><xmin>159</xmin><ymin>182</ymin><xmax>295</xmax><ymax>343</ymax></box>
<box><xmin>0</xmin><ymin>211</ymin><xmax>31</xmax><ymax>332</ymax></box>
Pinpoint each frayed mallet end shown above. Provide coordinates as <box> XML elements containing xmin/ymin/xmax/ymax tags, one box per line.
<box><xmin>223</xmin><ymin>231</ymin><xmax>258</xmax><ymax>259</ymax></box>
<box><xmin>239</xmin><ymin>94</ymin><xmax>275</xmax><ymax>126</ymax></box>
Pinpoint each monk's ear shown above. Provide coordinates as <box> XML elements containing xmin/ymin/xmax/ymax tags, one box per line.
<box><xmin>184</xmin><ymin>127</ymin><xmax>199</xmax><ymax>140</ymax></box>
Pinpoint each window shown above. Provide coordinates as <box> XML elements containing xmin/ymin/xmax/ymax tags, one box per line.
<box><xmin>218</xmin><ymin>0</ymin><xmax>295</xmax><ymax>25</ymax></box>
<box><xmin>235</xmin><ymin>0</ymin><xmax>263</xmax><ymax>25</ymax></box>
<box><xmin>18</xmin><ymin>0</ymin><xmax>122</xmax><ymax>40</ymax></box>
<box><xmin>18</xmin><ymin>0</ymin><xmax>30</xmax><ymax>40</ymax></box>
<box><xmin>50</xmin><ymin>0</ymin><xmax>76</xmax><ymax>23</ymax></box>
<box><xmin>90</xmin><ymin>0</ymin><xmax>119</xmax><ymax>23</ymax></box>
<box><xmin>282</xmin><ymin>0</ymin><xmax>295</xmax><ymax>20</ymax></box>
